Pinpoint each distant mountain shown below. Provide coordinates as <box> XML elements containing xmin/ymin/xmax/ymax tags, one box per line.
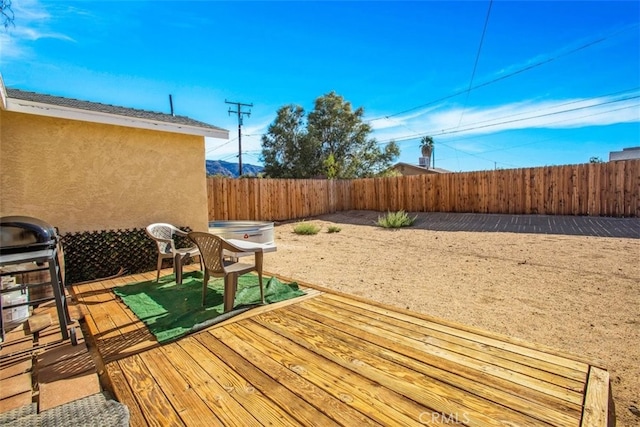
<box><xmin>205</xmin><ymin>160</ymin><xmax>264</xmax><ymax>177</ymax></box>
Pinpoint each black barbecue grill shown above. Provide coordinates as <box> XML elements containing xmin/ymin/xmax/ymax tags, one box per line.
<box><xmin>0</xmin><ymin>216</ymin><xmax>59</xmax><ymax>255</ymax></box>
<box><xmin>0</xmin><ymin>216</ymin><xmax>76</xmax><ymax>345</ymax></box>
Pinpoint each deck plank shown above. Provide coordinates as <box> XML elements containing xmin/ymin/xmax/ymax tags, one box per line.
<box><xmin>174</xmin><ymin>338</ymin><xmax>266</xmax><ymax>427</ymax></box>
<box><xmin>188</xmin><ymin>332</ymin><xmax>303</xmax><ymax>426</ymax></box>
<box><xmin>315</xmin><ymin>293</ymin><xmax>587</xmax><ymax>383</ymax></box>
<box><xmin>187</xmin><ymin>334</ymin><xmax>305</xmax><ymax>426</ymax></box>
<box><xmin>62</xmin><ymin>270</ymin><xmax>610</xmax><ymax>427</ymax></box>
<box><xmin>229</xmin><ymin>320</ymin><xmax>449</xmax><ymax>426</ymax></box>
<box><xmin>138</xmin><ymin>347</ymin><xmax>223</xmax><ymax>426</ymax></box>
<box><xmin>75</xmin><ymin>274</ymin><xmax>158</xmax><ymax>362</ymax></box>
<box><xmin>284</xmin><ymin>274</ymin><xmax>601</xmax><ymax>367</ymax></box>
<box><xmin>295</xmin><ymin>298</ymin><xmax>584</xmax><ymax>394</ymax></box>
<box><xmin>291</xmin><ymin>299</ymin><xmax>582</xmax><ymax>425</ymax></box>
<box><xmin>581</xmin><ymin>367</ymin><xmax>610</xmax><ymax>427</ymax></box>
<box><xmin>73</xmin><ymin>278</ymin><xmax>130</xmax><ymax>341</ymax></box>
<box><xmin>212</xmin><ymin>325</ymin><xmax>382</xmax><ymax>426</ymax></box>
<box><xmin>196</xmin><ymin>332</ymin><xmax>334</xmax><ymax>426</ymax></box>
<box><xmin>104</xmin><ymin>362</ymin><xmax>149</xmax><ymax>427</ymax></box>
<box><xmin>118</xmin><ymin>354</ymin><xmax>185</xmax><ymax>427</ymax></box>
<box><xmin>255</xmin><ymin>308</ymin><xmax>552</xmax><ymax>427</ymax></box>
<box><xmin>209</xmin><ymin>288</ymin><xmax>324</xmax><ymax>330</ymax></box>
<box><xmin>323</xmin><ymin>292</ymin><xmax>591</xmax><ymax>371</ymax></box>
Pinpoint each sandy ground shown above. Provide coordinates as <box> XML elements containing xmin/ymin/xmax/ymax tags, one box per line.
<box><xmin>263</xmin><ymin>210</ymin><xmax>640</xmax><ymax>426</ymax></box>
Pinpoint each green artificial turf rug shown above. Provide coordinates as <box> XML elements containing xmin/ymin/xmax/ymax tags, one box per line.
<box><xmin>113</xmin><ymin>270</ymin><xmax>305</xmax><ymax>343</ymax></box>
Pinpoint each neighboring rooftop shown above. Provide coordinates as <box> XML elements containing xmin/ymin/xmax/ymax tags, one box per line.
<box><xmin>392</xmin><ymin>162</ymin><xmax>450</xmax><ymax>175</ymax></box>
<box><xmin>0</xmin><ymin>79</ymin><xmax>228</xmax><ymax>139</ymax></box>
<box><xmin>609</xmin><ymin>146</ymin><xmax>640</xmax><ymax>161</ymax></box>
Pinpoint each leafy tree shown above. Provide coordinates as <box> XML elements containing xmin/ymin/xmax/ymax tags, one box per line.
<box><xmin>261</xmin><ymin>105</ymin><xmax>320</xmax><ymax>178</ymax></box>
<box><xmin>323</xmin><ymin>153</ymin><xmax>338</xmax><ymax>179</ymax></box>
<box><xmin>419</xmin><ymin>136</ymin><xmax>434</xmax><ymax>158</ymax></box>
<box><xmin>419</xmin><ymin>136</ymin><xmax>434</xmax><ymax>168</ymax></box>
<box><xmin>261</xmin><ymin>92</ymin><xmax>399</xmax><ymax>179</ymax></box>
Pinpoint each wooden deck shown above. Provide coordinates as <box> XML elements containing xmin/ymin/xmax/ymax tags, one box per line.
<box><xmin>70</xmin><ymin>266</ymin><xmax>610</xmax><ymax>427</ymax></box>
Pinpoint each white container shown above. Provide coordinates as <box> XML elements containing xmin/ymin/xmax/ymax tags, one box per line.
<box><xmin>2</xmin><ymin>287</ymin><xmax>30</xmax><ymax>327</ymax></box>
<box><xmin>208</xmin><ymin>221</ymin><xmax>275</xmax><ymax>244</ymax></box>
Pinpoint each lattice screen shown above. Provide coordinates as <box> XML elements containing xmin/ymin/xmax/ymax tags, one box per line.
<box><xmin>60</xmin><ymin>227</ymin><xmax>193</xmax><ymax>285</ymax></box>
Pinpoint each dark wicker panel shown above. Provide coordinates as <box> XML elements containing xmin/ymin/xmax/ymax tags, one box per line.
<box><xmin>60</xmin><ymin>227</ymin><xmax>193</xmax><ymax>285</ymax></box>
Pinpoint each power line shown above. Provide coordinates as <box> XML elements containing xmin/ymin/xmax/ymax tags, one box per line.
<box><xmin>225</xmin><ymin>99</ymin><xmax>253</xmax><ymax>176</ymax></box>
<box><xmin>433</xmin><ymin>88</ymin><xmax>640</xmax><ymax>137</ymax></box>
<box><xmin>438</xmin><ymin>94</ymin><xmax>640</xmax><ymax>137</ymax></box>
<box><xmin>242</xmin><ymin>152</ymin><xmax>262</xmax><ymax>162</ymax></box>
<box><xmin>389</xmin><ymin>101</ymin><xmax>639</xmax><ymax>170</ymax></box>
<box><xmin>376</xmin><ymin>102</ymin><xmax>639</xmax><ymax>170</ymax></box>
<box><xmin>218</xmin><ymin>152</ymin><xmax>240</xmax><ymax>162</ymax></box>
<box><xmin>452</xmin><ymin>87</ymin><xmax>639</xmax><ymax>129</ymax></box>
<box><xmin>457</xmin><ymin>0</ymin><xmax>493</xmax><ymax>128</ymax></box>
<box><xmin>374</xmin><ymin>89</ymin><xmax>640</xmax><ymax>144</ymax></box>
<box><xmin>206</xmin><ymin>136</ymin><xmax>238</xmax><ymax>154</ymax></box>
<box><xmin>368</xmin><ymin>24</ymin><xmax>638</xmax><ymax>123</ymax></box>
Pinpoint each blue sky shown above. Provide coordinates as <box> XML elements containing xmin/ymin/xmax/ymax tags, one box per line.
<box><xmin>1</xmin><ymin>0</ymin><xmax>639</xmax><ymax>172</ymax></box>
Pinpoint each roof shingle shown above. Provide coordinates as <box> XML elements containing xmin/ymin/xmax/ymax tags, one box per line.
<box><xmin>6</xmin><ymin>88</ymin><xmax>226</xmax><ymax>132</ymax></box>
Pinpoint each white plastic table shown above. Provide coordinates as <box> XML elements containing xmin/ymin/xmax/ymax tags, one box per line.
<box><xmin>224</xmin><ymin>239</ymin><xmax>277</xmax><ymax>259</ymax></box>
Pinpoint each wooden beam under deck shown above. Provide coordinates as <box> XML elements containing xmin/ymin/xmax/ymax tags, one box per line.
<box><xmin>70</xmin><ymin>266</ymin><xmax>610</xmax><ymax>427</ymax></box>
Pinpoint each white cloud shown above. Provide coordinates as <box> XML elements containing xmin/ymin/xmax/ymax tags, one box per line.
<box><xmin>13</xmin><ymin>0</ymin><xmax>49</xmax><ymax>20</ymax></box>
<box><xmin>13</xmin><ymin>26</ymin><xmax>73</xmax><ymax>41</ymax></box>
<box><xmin>366</xmin><ymin>93</ymin><xmax>640</xmax><ymax>145</ymax></box>
<box><xmin>0</xmin><ymin>0</ymin><xmax>74</xmax><ymax>60</ymax></box>
<box><xmin>368</xmin><ymin>108</ymin><xmax>435</xmax><ymax>131</ymax></box>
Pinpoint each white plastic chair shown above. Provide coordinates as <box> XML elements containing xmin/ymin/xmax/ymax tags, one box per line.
<box><xmin>145</xmin><ymin>223</ymin><xmax>202</xmax><ymax>284</ymax></box>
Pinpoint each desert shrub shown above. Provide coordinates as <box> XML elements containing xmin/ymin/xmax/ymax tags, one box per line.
<box><xmin>327</xmin><ymin>225</ymin><xmax>341</xmax><ymax>233</ymax></box>
<box><xmin>293</xmin><ymin>222</ymin><xmax>321</xmax><ymax>235</ymax></box>
<box><xmin>376</xmin><ymin>210</ymin><xmax>416</xmax><ymax>229</ymax></box>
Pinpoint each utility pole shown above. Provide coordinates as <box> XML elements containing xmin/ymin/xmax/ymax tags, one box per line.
<box><xmin>225</xmin><ymin>100</ymin><xmax>253</xmax><ymax>176</ymax></box>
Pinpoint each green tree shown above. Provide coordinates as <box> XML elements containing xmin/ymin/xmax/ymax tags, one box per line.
<box><xmin>419</xmin><ymin>136</ymin><xmax>434</xmax><ymax>168</ymax></box>
<box><xmin>323</xmin><ymin>153</ymin><xmax>338</xmax><ymax>179</ymax></box>
<box><xmin>420</xmin><ymin>136</ymin><xmax>434</xmax><ymax>158</ymax></box>
<box><xmin>261</xmin><ymin>105</ymin><xmax>320</xmax><ymax>178</ymax></box>
<box><xmin>261</xmin><ymin>92</ymin><xmax>399</xmax><ymax>179</ymax></box>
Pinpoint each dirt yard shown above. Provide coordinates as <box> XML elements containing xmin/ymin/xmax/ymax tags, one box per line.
<box><xmin>264</xmin><ymin>210</ymin><xmax>640</xmax><ymax>426</ymax></box>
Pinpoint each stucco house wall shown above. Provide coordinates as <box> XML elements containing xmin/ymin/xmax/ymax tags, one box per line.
<box><xmin>0</xmin><ymin>109</ymin><xmax>210</xmax><ymax>233</ymax></box>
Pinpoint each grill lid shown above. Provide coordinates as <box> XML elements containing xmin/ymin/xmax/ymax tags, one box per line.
<box><xmin>0</xmin><ymin>216</ymin><xmax>58</xmax><ymax>255</ymax></box>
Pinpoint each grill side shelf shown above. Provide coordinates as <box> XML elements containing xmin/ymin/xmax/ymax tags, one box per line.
<box><xmin>0</xmin><ymin>248</ymin><xmax>74</xmax><ymax>345</ymax></box>
<box><xmin>0</xmin><ymin>265</ymin><xmax>50</xmax><ymax>276</ymax></box>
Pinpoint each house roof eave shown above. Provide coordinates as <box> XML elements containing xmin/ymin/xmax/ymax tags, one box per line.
<box><xmin>4</xmin><ymin>97</ymin><xmax>229</xmax><ymax>139</ymax></box>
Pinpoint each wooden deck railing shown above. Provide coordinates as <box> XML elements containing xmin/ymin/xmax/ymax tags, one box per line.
<box><xmin>207</xmin><ymin>159</ymin><xmax>640</xmax><ymax>220</ymax></box>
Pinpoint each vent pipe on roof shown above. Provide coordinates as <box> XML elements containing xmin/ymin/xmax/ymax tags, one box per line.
<box><xmin>169</xmin><ymin>94</ymin><xmax>174</xmax><ymax>116</ymax></box>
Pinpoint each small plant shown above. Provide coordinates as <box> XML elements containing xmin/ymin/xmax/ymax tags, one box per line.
<box><xmin>327</xmin><ymin>225</ymin><xmax>341</xmax><ymax>233</ymax></box>
<box><xmin>293</xmin><ymin>222</ymin><xmax>321</xmax><ymax>235</ymax></box>
<box><xmin>376</xmin><ymin>210</ymin><xmax>416</xmax><ymax>229</ymax></box>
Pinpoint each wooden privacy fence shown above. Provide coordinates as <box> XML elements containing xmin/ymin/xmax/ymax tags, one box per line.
<box><xmin>207</xmin><ymin>160</ymin><xmax>640</xmax><ymax>220</ymax></box>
